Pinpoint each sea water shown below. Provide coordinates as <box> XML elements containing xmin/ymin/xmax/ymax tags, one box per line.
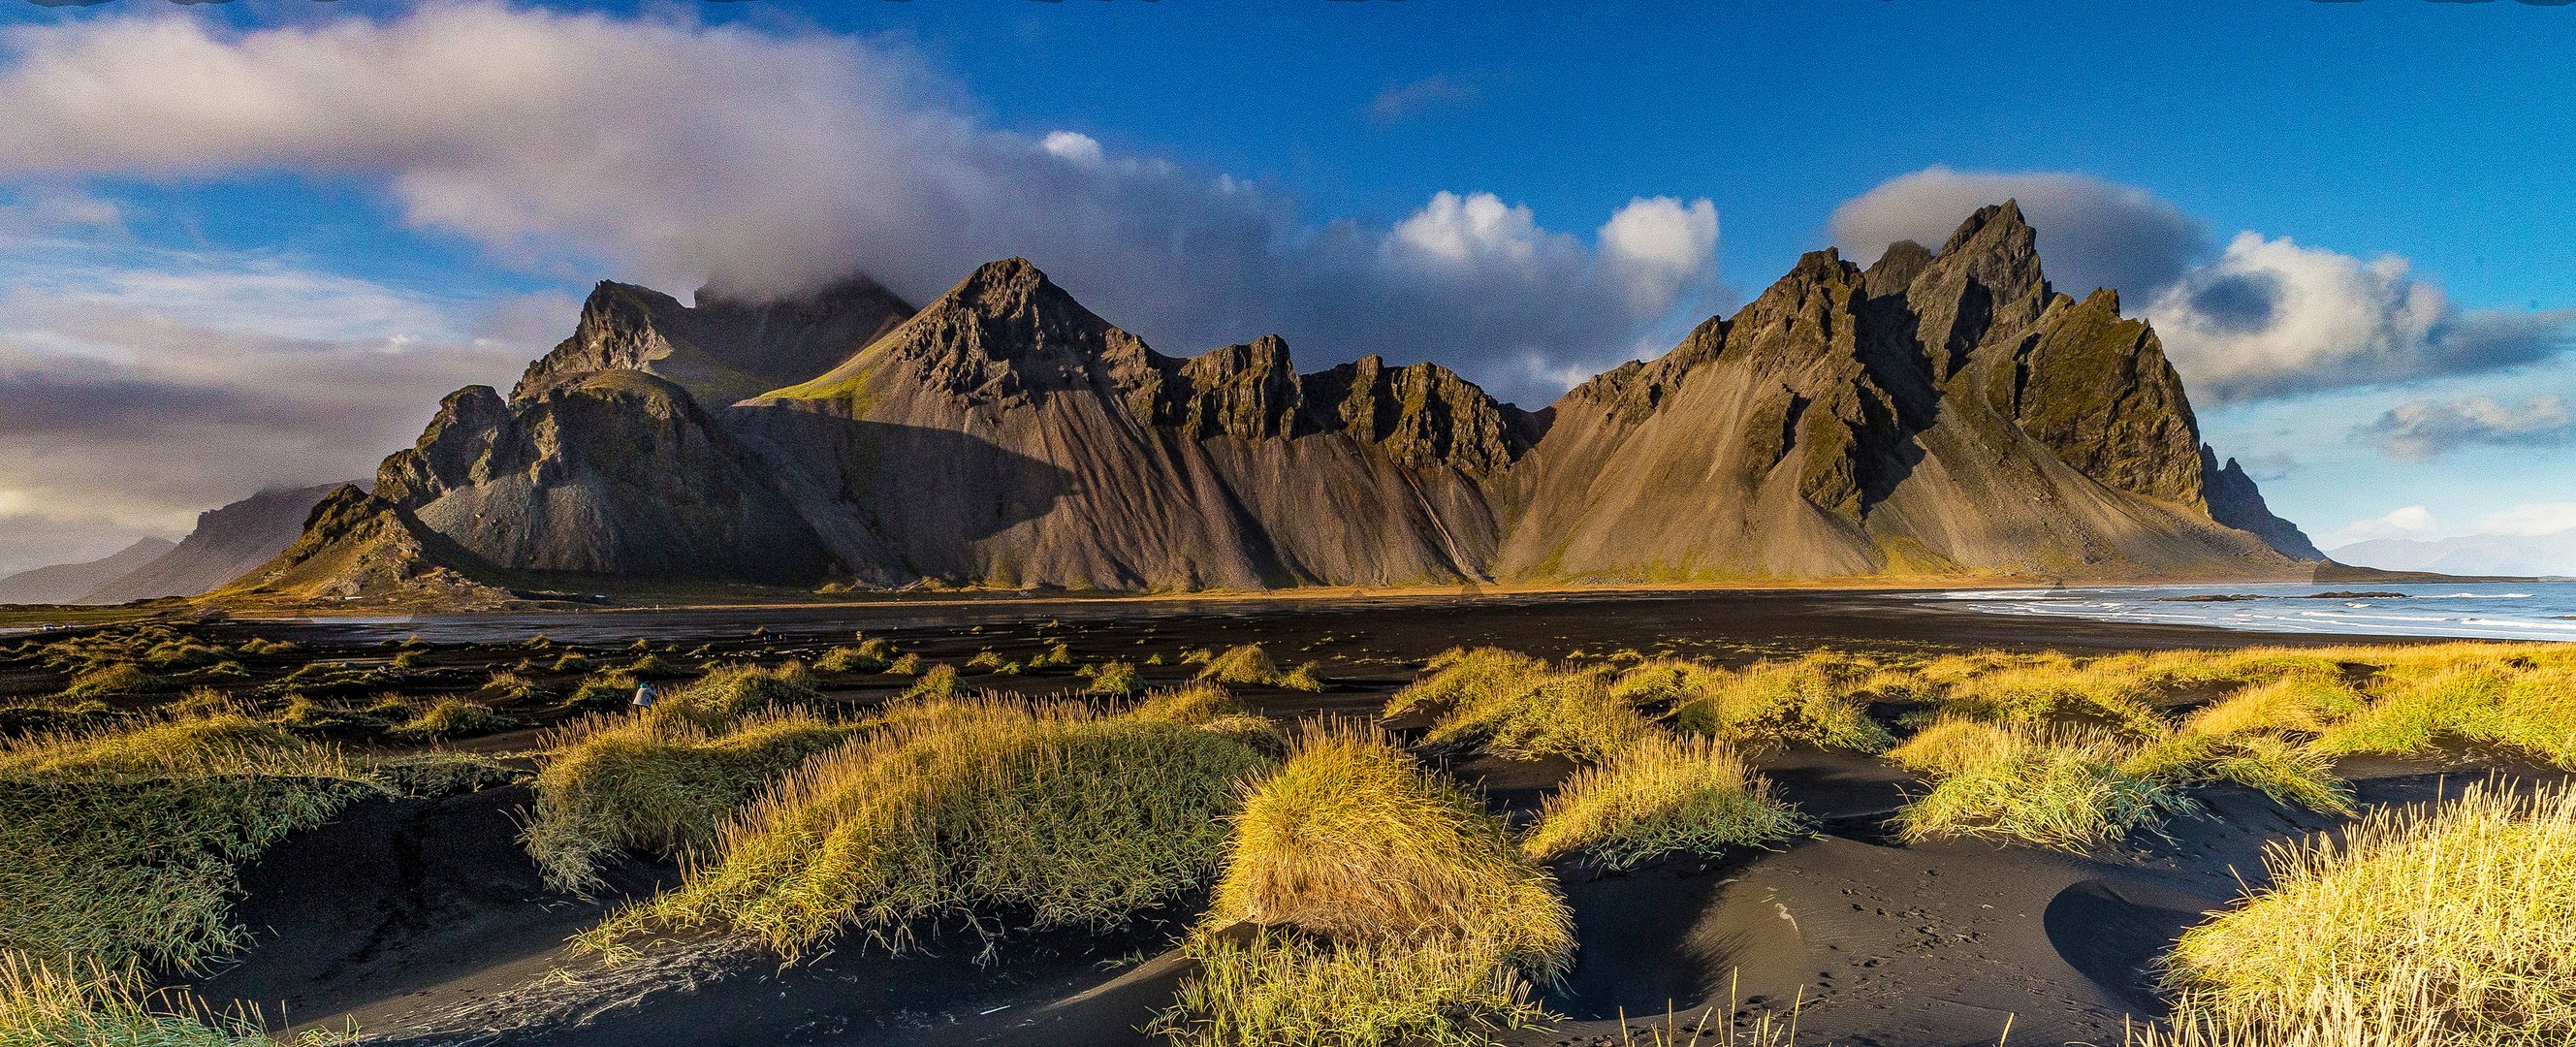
<box><xmin>1941</xmin><ymin>581</ymin><xmax>2576</xmax><ymax>642</ymax></box>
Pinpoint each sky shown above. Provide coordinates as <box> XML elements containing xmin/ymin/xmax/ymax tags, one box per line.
<box><xmin>1</xmin><ymin>0</ymin><xmax>2574</xmax><ymax>575</ymax></box>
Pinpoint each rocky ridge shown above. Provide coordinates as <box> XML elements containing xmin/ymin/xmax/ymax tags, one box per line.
<box><xmin>222</xmin><ymin>203</ymin><xmax>2322</xmax><ymax>603</ymax></box>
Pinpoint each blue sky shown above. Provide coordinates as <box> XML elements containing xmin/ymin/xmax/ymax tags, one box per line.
<box><xmin>1</xmin><ymin>0</ymin><xmax>2573</xmax><ymax>573</ymax></box>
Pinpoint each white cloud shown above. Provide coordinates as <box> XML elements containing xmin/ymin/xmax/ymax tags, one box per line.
<box><xmin>1040</xmin><ymin>131</ymin><xmax>1104</xmax><ymax>167</ymax></box>
<box><xmin>1599</xmin><ymin>196</ymin><xmax>1721</xmax><ymax>315</ymax></box>
<box><xmin>2354</xmin><ymin>394</ymin><xmax>2576</xmax><ymax>460</ymax></box>
<box><xmin>2148</xmin><ymin>233</ymin><xmax>2576</xmax><ymax>403</ymax></box>
<box><xmin>1833</xmin><ymin>168</ymin><xmax>2576</xmax><ymax>405</ymax></box>
<box><xmin>2321</xmin><ymin>504</ymin><xmax>2440</xmax><ymax>547</ymax></box>
<box><xmin>1829</xmin><ymin>166</ymin><xmax>2208</xmax><ymax>300</ymax></box>
<box><xmin>0</xmin><ymin>6</ymin><xmax>1724</xmax><ymax>406</ymax></box>
<box><xmin>2476</xmin><ymin>502</ymin><xmax>2576</xmax><ymax>537</ymax></box>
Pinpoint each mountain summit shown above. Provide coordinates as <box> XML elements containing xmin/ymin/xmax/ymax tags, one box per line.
<box><xmin>222</xmin><ymin>205</ymin><xmax>2321</xmax><ymax>605</ymax></box>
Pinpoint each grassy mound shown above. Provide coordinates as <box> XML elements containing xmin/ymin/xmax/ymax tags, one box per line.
<box><xmin>1193</xmin><ymin>644</ymin><xmax>1323</xmax><ymax>691</ymax></box>
<box><xmin>1522</xmin><ymin>731</ymin><xmax>1805</xmax><ymax>869</ymax></box>
<box><xmin>0</xmin><ymin>714</ymin><xmax>384</xmax><ymax>970</ymax></box>
<box><xmin>1159</xmin><ymin>726</ymin><xmax>1572</xmax><ymax>1047</ymax></box>
<box><xmin>1665</xmin><ymin>656</ymin><xmax>1898</xmax><ymax>753</ymax></box>
<box><xmin>2160</xmin><ymin>780</ymin><xmax>2576</xmax><ymax>1046</ymax></box>
<box><xmin>1889</xmin><ymin>720</ymin><xmax>2190</xmax><ymax>850</ymax></box>
<box><xmin>2185</xmin><ymin>675</ymin><xmax>2366</xmax><ymax>738</ymax></box>
<box><xmin>2316</xmin><ymin>663</ymin><xmax>2576</xmax><ymax>768</ymax></box>
<box><xmin>1387</xmin><ymin>648</ymin><xmax>1652</xmax><ymax>763</ymax></box>
<box><xmin>584</xmin><ymin>697</ymin><xmax>1276</xmax><ymax>961</ymax></box>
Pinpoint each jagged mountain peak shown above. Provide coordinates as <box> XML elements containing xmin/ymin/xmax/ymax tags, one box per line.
<box><xmin>516</xmin><ymin>270</ymin><xmax>914</xmax><ymax>406</ymax></box>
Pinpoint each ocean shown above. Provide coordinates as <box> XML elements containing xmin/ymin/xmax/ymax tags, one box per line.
<box><xmin>1939</xmin><ymin>581</ymin><xmax>2576</xmax><ymax>643</ymax></box>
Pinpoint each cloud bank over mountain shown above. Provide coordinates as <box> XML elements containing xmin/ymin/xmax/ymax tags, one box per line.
<box><xmin>1833</xmin><ymin>167</ymin><xmax>2576</xmax><ymax>404</ymax></box>
<box><xmin>0</xmin><ymin>4</ymin><xmax>1721</xmax><ymax>404</ymax></box>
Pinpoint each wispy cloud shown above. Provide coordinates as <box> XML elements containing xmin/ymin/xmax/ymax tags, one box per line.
<box><xmin>2355</xmin><ymin>394</ymin><xmax>2576</xmax><ymax>460</ymax></box>
<box><xmin>2320</xmin><ymin>504</ymin><xmax>2440</xmax><ymax>548</ymax></box>
<box><xmin>1364</xmin><ymin>74</ymin><xmax>1481</xmax><ymax>125</ymax></box>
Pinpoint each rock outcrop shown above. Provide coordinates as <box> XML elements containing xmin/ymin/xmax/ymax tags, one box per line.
<box><xmin>238</xmin><ymin>204</ymin><xmax>2320</xmax><ymax>603</ymax></box>
<box><xmin>213</xmin><ymin>487</ymin><xmax>523</xmax><ymax>609</ymax></box>
<box><xmin>80</xmin><ymin>484</ymin><xmax>345</xmax><ymax>604</ymax></box>
<box><xmin>2201</xmin><ymin>448</ymin><xmax>2325</xmax><ymax>560</ymax></box>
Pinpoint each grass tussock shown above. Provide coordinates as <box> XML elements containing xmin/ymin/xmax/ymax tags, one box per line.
<box><xmin>583</xmin><ymin>696</ymin><xmax>1277</xmax><ymax>961</ymax></box>
<box><xmin>387</xmin><ymin>698</ymin><xmax>515</xmax><ymax>741</ymax></box>
<box><xmin>2186</xmin><ymin>675</ymin><xmax>2367</xmax><ymax>738</ymax></box>
<box><xmin>1157</xmin><ymin>725</ymin><xmax>1571</xmax><ymax>1047</ymax></box>
<box><xmin>0</xmin><ymin>714</ymin><xmax>384</xmax><ymax>970</ymax></box>
<box><xmin>900</xmin><ymin>662</ymin><xmax>959</xmax><ymax>701</ymax></box>
<box><xmin>2161</xmin><ymin>780</ymin><xmax>2576</xmax><ymax>1046</ymax></box>
<box><xmin>1889</xmin><ymin>720</ymin><xmax>2191</xmax><ymax>850</ymax></box>
<box><xmin>2316</xmin><ymin>663</ymin><xmax>2576</xmax><ymax>768</ymax></box>
<box><xmin>1522</xmin><ymin>731</ymin><xmax>1805</xmax><ymax>869</ymax></box>
<box><xmin>1663</xmin><ymin>656</ymin><xmax>1898</xmax><ymax>753</ymax></box>
<box><xmin>1389</xmin><ymin>649</ymin><xmax>1652</xmax><ymax>763</ymax></box>
<box><xmin>1083</xmin><ymin>659</ymin><xmax>1142</xmax><ymax>695</ymax></box>
<box><xmin>0</xmin><ymin>957</ymin><xmax>296</xmax><ymax>1046</ymax></box>
<box><xmin>814</xmin><ymin>638</ymin><xmax>897</xmax><ymax>674</ymax></box>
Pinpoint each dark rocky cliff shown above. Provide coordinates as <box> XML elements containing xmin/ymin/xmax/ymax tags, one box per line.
<box><xmin>240</xmin><ymin>204</ymin><xmax>2319</xmax><ymax>602</ymax></box>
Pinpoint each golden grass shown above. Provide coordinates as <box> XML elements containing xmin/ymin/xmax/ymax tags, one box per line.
<box><xmin>0</xmin><ymin>715</ymin><xmax>384</xmax><ymax>970</ymax></box>
<box><xmin>1888</xmin><ymin>720</ymin><xmax>2190</xmax><ymax>850</ymax></box>
<box><xmin>813</xmin><ymin>638</ymin><xmax>895</xmax><ymax>674</ymax></box>
<box><xmin>900</xmin><ymin>662</ymin><xmax>958</xmax><ymax>700</ymax></box>
<box><xmin>0</xmin><ymin>956</ymin><xmax>298</xmax><ymax>1046</ymax></box>
<box><xmin>1522</xmin><ymin>731</ymin><xmax>1804</xmax><ymax>869</ymax></box>
<box><xmin>2316</xmin><ymin>663</ymin><xmax>2576</xmax><ymax>768</ymax></box>
<box><xmin>1389</xmin><ymin>649</ymin><xmax>1653</xmax><ymax>763</ymax></box>
<box><xmin>387</xmin><ymin>698</ymin><xmax>514</xmax><ymax>741</ymax></box>
<box><xmin>1083</xmin><ymin>659</ymin><xmax>1142</xmax><ymax>695</ymax></box>
<box><xmin>1157</xmin><ymin>725</ymin><xmax>1571</xmax><ymax>1047</ymax></box>
<box><xmin>1665</xmin><ymin>657</ymin><xmax>1898</xmax><ymax>753</ymax></box>
<box><xmin>583</xmin><ymin>696</ymin><xmax>1276</xmax><ymax>961</ymax></box>
<box><xmin>2161</xmin><ymin>780</ymin><xmax>2576</xmax><ymax>1045</ymax></box>
<box><xmin>2186</xmin><ymin>676</ymin><xmax>2366</xmax><ymax>738</ymax></box>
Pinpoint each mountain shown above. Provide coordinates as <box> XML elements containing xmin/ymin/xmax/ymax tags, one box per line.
<box><xmin>2329</xmin><ymin>531</ymin><xmax>2576</xmax><ymax>579</ymax></box>
<box><xmin>0</xmin><ymin>538</ymin><xmax>176</xmax><ymax>605</ymax></box>
<box><xmin>79</xmin><ymin>484</ymin><xmax>347</xmax><ymax>603</ymax></box>
<box><xmin>226</xmin><ymin>203</ymin><xmax>2317</xmax><ymax>606</ymax></box>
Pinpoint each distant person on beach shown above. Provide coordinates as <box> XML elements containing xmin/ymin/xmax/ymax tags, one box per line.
<box><xmin>632</xmin><ymin>681</ymin><xmax>658</xmax><ymax>709</ymax></box>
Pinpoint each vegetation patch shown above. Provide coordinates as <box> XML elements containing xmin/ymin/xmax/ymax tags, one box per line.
<box><xmin>1522</xmin><ymin>730</ymin><xmax>1805</xmax><ymax>869</ymax></box>
<box><xmin>2160</xmin><ymin>780</ymin><xmax>2576</xmax><ymax>1046</ymax></box>
<box><xmin>1664</xmin><ymin>656</ymin><xmax>1899</xmax><ymax>753</ymax></box>
<box><xmin>0</xmin><ymin>714</ymin><xmax>385</xmax><ymax>970</ymax></box>
<box><xmin>584</xmin><ymin>696</ymin><xmax>1276</xmax><ymax>961</ymax></box>
<box><xmin>1388</xmin><ymin>648</ymin><xmax>1652</xmax><ymax>763</ymax></box>
<box><xmin>1157</xmin><ymin>726</ymin><xmax>1572</xmax><ymax>1047</ymax></box>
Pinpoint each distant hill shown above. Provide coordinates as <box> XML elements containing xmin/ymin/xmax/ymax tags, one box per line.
<box><xmin>81</xmin><ymin>484</ymin><xmax>347</xmax><ymax>603</ymax></box>
<box><xmin>0</xmin><ymin>538</ymin><xmax>176</xmax><ymax>605</ymax></box>
<box><xmin>2330</xmin><ymin>531</ymin><xmax>2576</xmax><ymax>579</ymax></box>
<box><xmin>220</xmin><ymin>202</ymin><xmax>2323</xmax><ymax>607</ymax></box>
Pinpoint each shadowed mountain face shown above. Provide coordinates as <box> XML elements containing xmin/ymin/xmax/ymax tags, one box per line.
<box><xmin>224</xmin><ymin>204</ymin><xmax>2317</xmax><ymax>604</ymax></box>
<box><xmin>80</xmin><ymin>484</ymin><xmax>347</xmax><ymax>604</ymax></box>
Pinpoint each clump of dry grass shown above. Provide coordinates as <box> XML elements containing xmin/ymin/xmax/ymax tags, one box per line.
<box><xmin>1082</xmin><ymin>659</ymin><xmax>1142</xmax><ymax>695</ymax></box>
<box><xmin>1931</xmin><ymin>658</ymin><xmax>2168</xmax><ymax>735</ymax></box>
<box><xmin>59</xmin><ymin>662</ymin><xmax>153</xmax><ymax>700</ymax></box>
<box><xmin>1666</xmin><ymin>657</ymin><xmax>1897</xmax><ymax>753</ymax></box>
<box><xmin>900</xmin><ymin>662</ymin><xmax>959</xmax><ymax>701</ymax></box>
<box><xmin>1157</xmin><ymin>725</ymin><xmax>1572</xmax><ymax>1047</ymax></box>
<box><xmin>583</xmin><ymin>696</ymin><xmax>1276</xmax><ymax>961</ymax></box>
<box><xmin>814</xmin><ymin>637</ymin><xmax>896</xmax><ymax>674</ymax></box>
<box><xmin>1388</xmin><ymin>649</ymin><xmax>1652</xmax><ymax>763</ymax></box>
<box><xmin>1523</xmin><ymin>731</ymin><xmax>1804</xmax><ymax>869</ymax></box>
<box><xmin>1197</xmin><ymin>644</ymin><xmax>1317</xmax><ymax>689</ymax></box>
<box><xmin>524</xmin><ymin>664</ymin><xmax>850</xmax><ymax>890</ymax></box>
<box><xmin>387</xmin><ymin>698</ymin><xmax>515</xmax><ymax>741</ymax></box>
<box><xmin>1889</xmin><ymin>719</ymin><xmax>2190</xmax><ymax>850</ymax></box>
<box><xmin>0</xmin><ymin>956</ymin><xmax>291</xmax><ymax>1046</ymax></box>
<box><xmin>0</xmin><ymin>714</ymin><xmax>383</xmax><ymax>970</ymax></box>
<box><xmin>2186</xmin><ymin>675</ymin><xmax>2367</xmax><ymax>738</ymax></box>
<box><xmin>2315</xmin><ymin>663</ymin><xmax>2576</xmax><ymax>768</ymax></box>
<box><xmin>2160</xmin><ymin>780</ymin><xmax>2576</xmax><ymax>1046</ymax></box>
